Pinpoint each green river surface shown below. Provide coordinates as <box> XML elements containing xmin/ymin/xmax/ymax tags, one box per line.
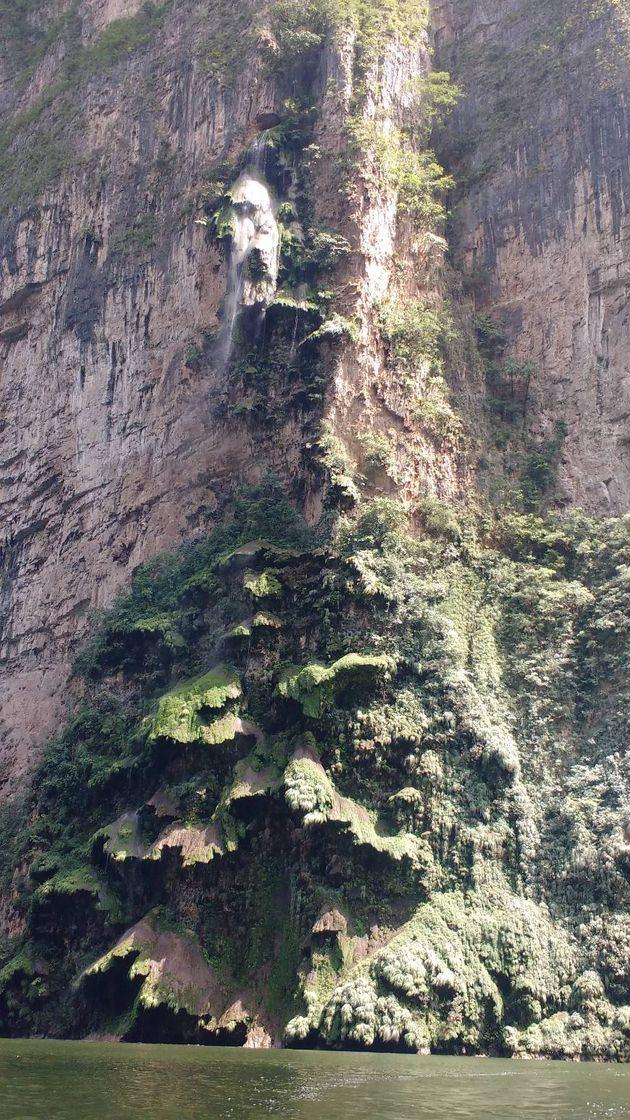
<box><xmin>0</xmin><ymin>1040</ymin><xmax>628</xmax><ymax>1119</ymax></box>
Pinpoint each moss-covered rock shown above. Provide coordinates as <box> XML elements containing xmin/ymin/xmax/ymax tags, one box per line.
<box><xmin>243</xmin><ymin>570</ymin><xmax>283</xmax><ymax>600</ymax></box>
<box><xmin>278</xmin><ymin>653</ymin><xmax>395</xmax><ymax>718</ymax></box>
<box><xmin>149</xmin><ymin>667</ymin><xmax>242</xmax><ymax>744</ymax></box>
<box><xmin>1</xmin><ymin>483</ymin><xmax>628</xmax><ymax>1055</ymax></box>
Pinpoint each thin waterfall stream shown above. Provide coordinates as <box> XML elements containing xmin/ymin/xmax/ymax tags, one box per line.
<box><xmin>217</xmin><ymin>131</ymin><xmax>279</xmax><ymax>370</ymax></box>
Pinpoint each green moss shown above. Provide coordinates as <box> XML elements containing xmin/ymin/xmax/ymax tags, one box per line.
<box><xmin>243</xmin><ymin>570</ymin><xmax>283</xmax><ymax>600</ymax></box>
<box><xmin>311</xmin><ymin>877</ymin><xmax>578</xmax><ymax>1050</ymax></box>
<box><xmin>200</xmin><ymin>712</ymin><xmax>244</xmax><ymax>747</ymax></box>
<box><xmin>3</xmin><ymin>474</ymin><xmax>628</xmax><ymax>1052</ymax></box>
<box><xmin>284</xmin><ymin>757</ymin><xmax>335</xmax><ymax>824</ymax></box>
<box><xmin>35</xmin><ymin>865</ymin><xmax>102</xmax><ymax>901</ymax></box>
<box><xmin>358</xmin><ymin>431</ymin><xmax>394</xmax><ymax>473</ymax></box>
<box><xmin>0</xmin><ymin>950</ymin><xmax>34</xmax><ymax>990</ymax></box>
<box><xmin>252</xmin><ymin>611</ymin><xmax>282</xmax><ymax>630</ymax></box>
<box><xmin>79</xmin><ymin>6</ymin><xmax>166</xmax><ymax>72</ymax></box>
<box><xmin>278</xmin><ymin>653</ymin><xmax>394</xmax><ymax>718</ymax></box>
<box><xmin>317</xmin><ymin>422</ymin><xmax>360</xmax><ymax>506</ymax></box>
<box><xmin>97</xmin><ymin>812</ymin><xmax>144</xmax><ymax>863</ymax></box>
<box><xmin>230</xmin><ymin>622</ymin><xmax>252</xmax><ymax>638</ymax></box>
<box><xmin>149</xmin><ymin>667</ymin><xmax>242</xmax><ymax>744</ymax></box>
<box><xmin>210</xmin><ymin>201</ymin><xmax>237</xmax><ymax>241</ymax></box>
<box><xmin>304</xmin><ymin>315</ymin><xmax>359</xmax><ymax>345</ymax></box>
<box><xmin>505</xmin><ymin>1009</ymin><xmax>630</xmax><ymax>1062</ymax></box>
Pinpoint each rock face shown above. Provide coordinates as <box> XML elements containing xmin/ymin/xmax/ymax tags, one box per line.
<box><xmin>0</xmin><ymin>3</ymin><xmax>305</xmax><ymax>786</ymax></box>
<box><xmin>0</xmin><ymin>2</ymin><xmax>627</xmax><ymax>782</ymax></box>
<box><xmin>0</xmin><ymin>3</ymin><xmax>281</xmax><ymax>785</ymax></box>
<box><xmin>433</xmin><ymin>0</ymin><xmax>630</xmax><ymax>512</ymax></box>
<box><xmin>0</xmin><ymin>1</ymin><xmax>469</xmax><ymax>787</ymax></box>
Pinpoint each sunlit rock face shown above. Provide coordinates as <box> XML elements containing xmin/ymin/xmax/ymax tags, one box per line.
<box><xmin>0</xmin><ymin>3</ymin><xmax>628</xmax><ymax>787</ymax></box>
<box><xmin>0</xmin><ymin>6</ymin><xmax>444</xmax><ymax>785</ymax></box>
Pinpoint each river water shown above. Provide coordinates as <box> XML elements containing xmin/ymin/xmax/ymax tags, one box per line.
<box><xmin>0</xmin><ymin>1040</ymin><xmax>628</xmax><ymax>1119</ymax></box>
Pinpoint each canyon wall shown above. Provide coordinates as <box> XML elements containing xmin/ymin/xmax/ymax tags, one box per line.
<box><xmin>3</xmin><ymin>1</ymin><xmax>629</xmax><ymax>788</ymax></box>
<box><xmin>434</xmin><ymin>0</ymin><xmax>630</xmax><ymax>512</ymax></box>
<box><xmin>0</xmin><ymin>0</ymin><xmax>628</xmax><ymax>1060</ymax></box>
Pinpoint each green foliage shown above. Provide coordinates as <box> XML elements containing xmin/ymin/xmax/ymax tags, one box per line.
<box><xmin>264</xmin><ymin>0</ymin><xmax>455</xmax><ymax>242</ymax></box>
<box><xmin>496</xmin><ymin>513</ymin><xmax>576</xmax><ymax>568</ymax></box>
<box><xmin>349</xmin><ymin>120</ymin><xmax>453</xmax><ymax>225</ymax></box>
<box><xmin>73</xmin><ymin>4</ymin><xmax>166</xmax><ymax>74</ymax></box>
<box><xmin>266</xmin><ymin>0</ymin><xmax>431</xmax><ymax>74</ymax></box>
<box><xmin>278</xmin><ymin>653</ymin><xmax>394</xmax><ymax>717</ymax></box>
<box><xmin>306</xmin><ymin>230</ymin><xmax>352</xmax><ymax>270</ymax></box>
<box><xmin>243</xmin><ymin>570</ymin><xmax>283</xmax><ymax>600</ymax></box>
<box><xmin>407</xmin><ymin>71</ymin><xmax>463</xmax><ymax>133</ymax></box>
<box><xmin>335</xmin><ymin>498</ymin><xmax>410</xmax><ymax>557</ymax></box>
<box><xmin>474</xmin><ymin>315</ymin><xmax>538</xmax><ymax>422</ymax></box>
<box><xmin>265</xmin><ymin>0</ymin><xmax>329</xmax><ymax>70</ymax></box>
<box><xmin>419</xmin><ymin>496</ymin><xmax>462</xmax><ymax>542</ymax></box>
<box><xmin>520</xmin><ymin>421</ymin><xmax>568</xmax><ymax>510</ymax></box>
<box><xmin>377</xmin><ymin>300</ymin><xmax>461</xmax><ymax>437</ymax></box>
<box><xmin>473</xmin><ymin>313</ymin><xmax>506</xmax><ymax>365</ymax></box>
<box><xmin>1</xmin><ymin>475</ymin><xmax>628</xmax><ymax>1055</ymax></box>
<box><xmin>149</xmin><ymin>667</ymin><xmax>242</xmax><ymax>745</ymax></box>
<box><xmin>15</xmin><ymin>0</ymin><xmax>630</xmax><ymax>1055</ymax></box>
<box><xmin>317</xmin><ymin>422</ymin><xmax>360</xmax><ymax>505</ymax></box>
<box><xmin>195</xmin><ymin>0</ymin><xmax>256</xmax><ymax>85</ymax></box>
<box><xmin>504</xmin><ymin>1008</ymin><xmax>630</xmax><ymax>1061</ymax></box>
<box><xmin>379</xmin><ymin>299</ymin><xmax>449</xmax><ymax>382</ymax></box>
<box><xmin>33</xmin><ymin>697</ymin><xmax>136</xmax><ymax>818</ymax></box>
<box><xmin>317</xmin><ymin>880</ymin><xmax>577</xmax><ymax>1051</ymax></box>
<box><xmin>488</xmin><ymin>359</ymin><xmax>537</xmax><ymax>423</ymax></box>
<box><xmin>75</xmin><ymin>477</ymin><xmax>312</xmax><ymax>678</ymax></box>
<box><xmin>306</xmin><ymin>315</ymin><xmax>359</xmax><ymax>345</ymax></box>
<box><xmin>210</xmin><ymin>202</ymin><xmax>237</xmax><ymax>242</ymax></box>
<box><xmin>284</xmin><ymin>757</ymin><xmax>335</xmax><ymax>823</ymax></box>
<box><xmin>473</xmin><ymin>313</ymin><xmax>569</xmax><ymax>509</ymax></box>
<box><xmin>358</xmin><ymin>431</ymin><xmax>394</xmax><ymax>473</ymax></box>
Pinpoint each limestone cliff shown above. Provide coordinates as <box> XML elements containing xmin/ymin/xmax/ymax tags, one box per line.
<box><xmin>0</xmin><ymin>0</ymin><xmax>628</xmax><ymax>1060</ymax></box>
<box><xmin>434</xmin><ymin>0</ymin><xmax>630</xmax><ymax>511</ymax></box>
<box><xmin>0</xmin><ymin>0</ymin><xmax>468</xmax><ymax>789</ymax></box>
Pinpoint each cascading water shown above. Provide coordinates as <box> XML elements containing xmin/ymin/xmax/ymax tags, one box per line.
<box><xmin>217</xmin><ymin>132</ymin><xmax>280</xmax><ymax>370</ymax></box>
<box><xmin>249</xmin><ymin>129</ymin><xmax>271</xmax><ymax>175</ymax></box>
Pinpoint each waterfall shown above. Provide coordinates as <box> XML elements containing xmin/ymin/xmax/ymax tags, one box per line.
<box><xmin>217</xmin><ymin>132</ymin><xmax>279</xmax><ymax>370</ymax></box>
<box><xmin>249</xmin><ymin>129</ymin><xmax>271</xmax><ymax>174</ymax></box>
